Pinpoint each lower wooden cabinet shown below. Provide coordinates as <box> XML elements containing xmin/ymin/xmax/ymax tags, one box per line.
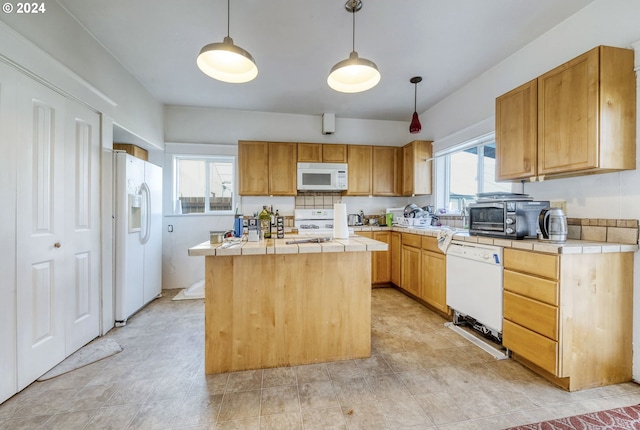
<box><xmin>420</xmin><ymin>237</ymin><xmax>447</xmax><ymax>313</ymax></box>
<box><xmin>372</xmin><ymin>231</ymin><xmax>391</xmax><ymax>284</ymax></box>
<box><xmin>503</xmin><ymin>248</ymin><xmax>633</xmax><ymax>391</ymax></box>
<box><xmin>396</xmin><ymin>233</ymin><xmax>448</xmax><ymax>314</ymax></box>
<box><xmin>390</xmin><ymin>232</ymin><xmax>401</xmax><ymax>286</ymax></box>
<box><xmin>400</xmin><ymin>238</ymin><xmax>421</xmax><ymax>297</ymax></box>
<box><xmin>358</xmin><ymin>231</ymin><xmax>391</xmax><ymax>285</ymax></box>
<box><xmin>503</xmin><ymin>319</ymin><xmax>558</xmax><ymax>375</ymax></box>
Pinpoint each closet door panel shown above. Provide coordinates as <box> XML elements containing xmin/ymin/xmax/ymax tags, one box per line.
<box><xmin>64</xmin><ymin>100</ymin><xmax>101</xmax><ymax>354</ymax></box>
<box><xmin>15</xmin><ymin>75</ymin><xmax>67</xmax><ymax>390</ymax></box>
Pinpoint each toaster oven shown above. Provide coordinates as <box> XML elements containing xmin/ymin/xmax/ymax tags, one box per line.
<box><xmin>469</xmin><ymin>200</ymin><xmax>549</xmax><ymax>239</ymax></box>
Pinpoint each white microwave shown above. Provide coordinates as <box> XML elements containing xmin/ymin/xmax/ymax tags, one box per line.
<box><xmin>297</xmin><ymin>162</ymin><xmax>348</xmax><ymax>191</ymax></box>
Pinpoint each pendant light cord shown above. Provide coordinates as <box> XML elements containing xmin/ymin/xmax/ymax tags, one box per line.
<box><xmin>414</xmin><ymin>82</ymin><xmax>417</xmax><ymax>112</ymax></box>
<box><xmin>226</xmin><ymin>0</ymin><xmax>230</xmax><ymax>38</ymax></box>
<box><xmin>351</xmin><ymin>2</ymin><xmax>356</xmax><ymax>52</ymax></box>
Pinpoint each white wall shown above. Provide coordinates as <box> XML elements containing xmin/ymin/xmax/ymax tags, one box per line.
<box><xmin>0</xmin><ymin>5</ymin><xmax>164</xmax><ymax>149</ymax></box>
<box><xmin>165</xmin><ymin>105</ymin><xmax>415</xmax><ymax>146</ymax></box>
<box><xmin>422</xmin><ymin>0</ymin><xmax>640</xmax><ymax>380</ymax></box>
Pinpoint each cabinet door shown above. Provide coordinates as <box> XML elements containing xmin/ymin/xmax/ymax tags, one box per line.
<box><xmin>298</xmin><ymin>143</ymin><xmax>322</xmax><ymax>162</ymax></box>
<box><xmin>268</xmin><ymin>142</ymin><xmax>297</xmax><ymax>195</ymax></box>
<box><xmin>322</xmin><ymin>144</ymin><xmax>347</xmax><ymax>163</ymax></box>
<box><xmin>402</xmin><ymin>143</ymin><xmax>415</xmax><ymax>195</ymax></box>
<box><xmin>372</xmin><ymin>146</ymin><xmax>398</xmax><ymax>196</ymax></box>
<box><xmin>390</xmin><ymin>232</ymin><xmax>401</xmax><ymax>287</ymax></box>
<box><xmin>345</xmin><ymin>145</ymin><xmax>372</xmax><ymax>195</ymax></box>
<box><xmin>402</xmin><ymin>140</ymin><xmax>432</xmax><ymax>195</ymax></box>
<box><xmin>538</xmin><ymin>48</ymin><xmax>599</xmax><ymax>175</ymax></box>
<box><xmin>401</xmin><ymin>245</ymin><xmax>421</xmax><ymax>297</ymax></box>
<box><xmin>238</xmin><ymin>141</ymin><xmax>269</xmax><ymax>195</ymax></box>
<box><xmin>421</xmin><ymin>251</ymin><xmax>447</xmax><ymax>313</ymax></box>
<box><xmin>395</xmin><ymin>147</ymin><xmax>403</xmax><ymax>196</ymax></box>
<box><xmin>372</xmin><ymin>231</ymin><xmax>391</xmax><ymax>283</ymax></box>
<box><xmin>495</xmin><ymin>79</ymin><xmax>538</xmax><ymax>180</ymax></box>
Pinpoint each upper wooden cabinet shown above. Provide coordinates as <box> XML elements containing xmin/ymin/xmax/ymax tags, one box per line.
<box><xmin>496</xmin><ymin>46</ymin><xmax>636</xmax><ymax>181</ymax></box>
<box><xmin>238</xmin><ymin>141</ymin><xmax>269</xmax><ymax>195</ymax></box>
<box><xmin>322</xmin><ymin>144</ymin><xmax>348</xmax><ymax>163</ymax></box>
<box><xmin>372</xmin><ymin>146</ymin><xmax>400</xmax><ymax>196</ymax></box>
<box><xmin>495</xmin><ymin>79</ymin><xmax>538</xmax><ymax>181</ymax></box>
<box><xmin>402</xmin><ymin>140</ymin><xmax>432</xmax><ymax>196</ymax></box>
<box><xmin>238</xmin><ymin>141</ymin><xmax>297</xmax><ymax>196</ymax></box>
<box><xmin>297</xmin><ymin>143</ymin><xmax>347</xmax><ymax>163</ymax></box>
<box><xmin>297</xmin><ymin>143</ymin><xmax>322</xmax><ymax>162</ymax></box>
<box><xmin>345</xmin><ymin>145</ymin><xmax>372</xmax><ymax>196</ymax></box>
<box><xmin>268</xmin><ymin>142</ymin><xmax>297</xmax><ymax>195</ymax></box>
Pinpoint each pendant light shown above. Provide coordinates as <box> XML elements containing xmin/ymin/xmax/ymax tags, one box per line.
<box><xmin>327</xmin><ymin>0</ymin><xmax>380</xmax><ymax>93</ymax></box>
<box><xmin>409</xmin><ymin>76</ymin><xmax>422</xmax><ymax>134</ymax></box>
<box><xmin>197</xmin><ymin>0</ymin><xmax>258</xmax><ymax>83</ymax></box>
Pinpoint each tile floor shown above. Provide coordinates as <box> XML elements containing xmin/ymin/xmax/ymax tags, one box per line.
<box><xmin>1</xmin><ymin>287</ymin><xmax>640</xmax><ymax>430</ymax></box>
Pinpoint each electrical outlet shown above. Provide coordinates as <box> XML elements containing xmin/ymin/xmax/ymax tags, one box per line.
<box><xmin>550</xmin><ymin>200</ymin><xmax>567</xmax><ymax>214</ymax></box>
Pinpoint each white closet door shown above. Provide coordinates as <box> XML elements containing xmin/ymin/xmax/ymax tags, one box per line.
<box><xmin>63</xmin><ymin>99</ymin><xmax>101</xmax><ymax>354</ymax></box>
<box><xmin>0</xmin><ymin>62</ymin><xmax>18</xmax><ymax>403</ymax></box>
<box><xmin>15</xmin><ymin>75</ymin><xmax>67</xmax><ymax>390</ymax></box>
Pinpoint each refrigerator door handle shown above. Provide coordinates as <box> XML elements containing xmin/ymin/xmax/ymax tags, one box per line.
<box><xmin>140</xmin><ymin>182</ymin><xmax>151</xmax><ymax>245</ymax></box>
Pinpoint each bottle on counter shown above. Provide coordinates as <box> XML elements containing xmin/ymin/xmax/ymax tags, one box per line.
<box><xmin>259</xmin><ymin>205</ymin><xmax>271</xmax><ymax>239</ymax></box>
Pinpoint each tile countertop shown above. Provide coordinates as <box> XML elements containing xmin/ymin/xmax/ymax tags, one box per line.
<box><xmin>188</xmin><ymin>234</ymin><xmax>389</xmax><ymax>257</ymax></box>
<box><xmin>353</xmin><ymin>225</ymin><xmax>638</xmax><ymax>254</ymax></box>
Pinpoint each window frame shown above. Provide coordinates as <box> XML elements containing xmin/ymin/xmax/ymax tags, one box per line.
<box><xmin>172</xmin><ymin>154</ymin><xmax>236</xmax><ymax>216</ymax></box>
<box><xmin>434</xmin><ymin>132</ymin><xmax>510</xmax><ymax>213</ymax></box>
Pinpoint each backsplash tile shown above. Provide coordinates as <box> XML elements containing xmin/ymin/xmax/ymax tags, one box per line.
<box><xmin>567</xmin><ymin>218</ymin><xmax>637</xmax><ymax>244</ymax></box>
<box><xmin>295</xmin><ymin>192</ymin><xmax>343</xmax><ymax>209</ymax></box>
<box><xmin>581</xmin><ymin>226</ymin><xmax>607</xmax><ymax>242</ymax></box>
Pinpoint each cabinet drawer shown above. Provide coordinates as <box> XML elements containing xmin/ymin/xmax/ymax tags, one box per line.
<box><xmin>421</xmin><ymin>236</ymin><xmax>442</xmax><ymax>254</ymax></box>
<box><xmin>504</xmin><ymin>291</ymin><xmax>558</xmax><ymax>340</ymax></box>
<box><xmin>503</xmin><ymin>319</ymin><xmax>558</xmax><ymax>375</ymax></box>
<box><xmin>504</xmin><ymin>248</ymin><xmax>559</xmax><ymax>280</ymax></box>
<box><xmin>402</xmin><ymin>233</ymin><xmax>421</xmax><ymax>248</ymax></box>
<box><xmin>504</xmin><ymin>270</ymin><xmax>558</xmax><ymax>305</ymax></box>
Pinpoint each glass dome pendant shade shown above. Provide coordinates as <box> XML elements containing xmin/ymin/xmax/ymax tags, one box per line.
<box><xmin>327</xmin><ymin>0</ymin><xmax>380</xmax><ymax>93</ymax></box>
<box><xmin>409</xmin><ymin>76</ymin><xmax>422</xmax><ymax>134</ymax></box>
<box><xmin>196</xmin><ymin>0</ymin><xmax>258</xmax><ymax>84</ymax></box>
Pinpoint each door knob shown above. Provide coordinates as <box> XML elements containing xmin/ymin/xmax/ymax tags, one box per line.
<box><xmin>54</xmin><ymin>242</ymin><xmax>61</xmax><ymax>248</ymax></box>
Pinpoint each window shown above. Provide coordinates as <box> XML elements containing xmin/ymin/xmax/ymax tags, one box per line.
<box><xmin>435</xmin><ymin>133</ymin><xmax>511</xmax><ymax>212</ymax></box>
<box><xmin>174</xmin><ymin>156</ymin><xmax>235</xmax><ymax>214</ymax></box>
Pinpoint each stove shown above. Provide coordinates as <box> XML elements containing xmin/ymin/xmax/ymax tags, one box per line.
<box><xmin>294</xmin><ymin>209</ymin><xmax>352</xmax><ymax>236</ymax></box>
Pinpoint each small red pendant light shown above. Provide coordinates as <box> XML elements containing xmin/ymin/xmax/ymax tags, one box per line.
<box><xmin>410</xmin><ymin>76</ymin><xmax>422</xmax><ymax>134</ymax></box>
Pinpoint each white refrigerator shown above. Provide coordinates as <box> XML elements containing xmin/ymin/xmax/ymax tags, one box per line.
<box><xmin>114</xmin><ymin>152</ymin><xmax>162</xmax><ymax>325</ymax></box>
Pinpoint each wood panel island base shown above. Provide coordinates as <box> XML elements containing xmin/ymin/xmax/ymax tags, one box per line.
<box><xmin>188</xmin><ymin>236</ymin><xmax>388</xmax><ymax>374</ymax></box>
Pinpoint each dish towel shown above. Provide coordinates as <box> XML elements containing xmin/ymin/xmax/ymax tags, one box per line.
<box><xmin>437</xmin><ymin>228</ymin><xmax>455</xmax><ymax>253</ymax></box>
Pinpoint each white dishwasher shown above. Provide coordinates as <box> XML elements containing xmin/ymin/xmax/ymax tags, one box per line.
<box><xmin>446</xmin><ymin>240</ymin><xmax>504</xmax><ymax>341</ymax></box>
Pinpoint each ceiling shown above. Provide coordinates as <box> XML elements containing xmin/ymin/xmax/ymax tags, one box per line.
<box><xmin>58</xmin><ymin>0</ymin><xmax>595</xmax><ymax>122</ymax></box>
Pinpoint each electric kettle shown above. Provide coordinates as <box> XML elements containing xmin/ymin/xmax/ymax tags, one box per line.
<box><xmin>538</xmin><ymin>207</ymin><xmax>568</xmax><ymax>243</ymax></box>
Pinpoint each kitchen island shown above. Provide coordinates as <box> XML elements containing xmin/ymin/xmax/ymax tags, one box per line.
<box><xmin>188</xmin><ymin>235</ymin><xmax>388</xmax><ymax>374</ymax></box>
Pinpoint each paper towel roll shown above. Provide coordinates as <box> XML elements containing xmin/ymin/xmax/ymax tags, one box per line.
<box><xmin>333</xmin><ymin>203</ymin><xmax>349</xmax><ymax>239</ymax></box>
